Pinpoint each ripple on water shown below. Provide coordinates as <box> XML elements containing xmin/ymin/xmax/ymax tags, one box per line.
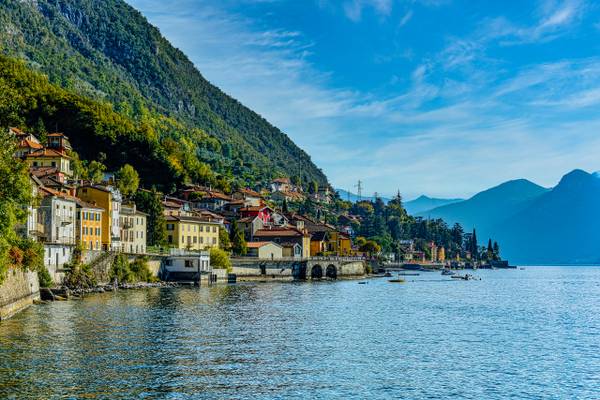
<box><xmin>1</xmin><ymin>267</ymin><xmax>600</xmax><ymax>399</ymax></box>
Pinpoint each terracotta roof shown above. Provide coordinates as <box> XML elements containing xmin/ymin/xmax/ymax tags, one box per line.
<box><xmin>272</xmin><ymin>177</ymin><xmax>291</xmax><ymax>184</ymax></box>
<box><xmin>26</xmin><ymin>148</ymin><xmax>71</xmax><ymax>159</ymax></box>
<box><xmin>241</xmin><ymin>205</ymin><xmax>272</xmax><ymax>213</ymax></box>
<box><xmin>164</xmin><ymin>215</ymin><xmax>222</xmax><ymax>225</ymax></box>
<box><xmin>47</xmin><ymin>132</ymin><xmax>68</xmax><ymax>138</ymax></box>
<box><xmin>74</xmin><ymin>198</ymin><xmax>104</xmax><ymax>211</ymax></box>
<box><xmin>19</xmin><ymin>139</ymin><xmax>43</xmax><ymax>150</ymax></box>
<box><xmin>201</xmin><ymin>191</ymin><xmax>231</xmax><ymax>201</ymax></box>
<box><xmin>254</xmin><ymin>227</ymin><xmax>307</xmax><ymax>238</ymax></box>
<box><xmin>247</xmin><ymin>241</ymin><xmax>280</xmax><ymax>248</ymax></box>
<box><xmin>30</xmin><ymin>166</ymin><xmax>62</xmax><ymax>178</ymax></box>
<box><xmin>238</xmin><ymin>188</ymin><xmax>262</xmax><ymax>198</ymax></box>
<box><xmin>9</xmin><ymin>127</ymin><xmax>24</xmax><ymax>135</ymax></box>
<box><xmin>40</xmin><ymin>186</ymin><xmax>77</xmax><ymax>201</ymax></box>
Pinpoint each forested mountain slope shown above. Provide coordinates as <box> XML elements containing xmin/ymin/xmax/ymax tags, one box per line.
<box><xmin>0</xmin><ymin>0</ymin><xmax>327</xmax><ymax>189</ymax></box>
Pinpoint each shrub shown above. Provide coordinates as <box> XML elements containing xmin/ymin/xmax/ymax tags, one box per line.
<box><xmin>64</xmin><ymin>262</ymin><xmax>97</xmax><ymax>289</ymax></box>
<box><xmin>129</xmin><ymin>256</ymin><xmax>157</xmax><ymax>283</ymax></box>
<box><xmin>210</xmin><ymin>248</ymin><xmax>232</xmax><ymax>273</ymax></box>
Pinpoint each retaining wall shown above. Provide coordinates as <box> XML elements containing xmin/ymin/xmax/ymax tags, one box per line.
<box><xmin>0</xmin><ymin>269</ymin><xmax>40</xmax><ymax>321</ymax></box>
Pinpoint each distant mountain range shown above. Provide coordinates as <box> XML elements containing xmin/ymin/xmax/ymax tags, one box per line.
<box><xmin>335</xmin><ymin>189</ymin><xmax>391</xmax><ymax>204</ymax></box>
<box><xmin>419</xmin><ymin>169</ymin><xmax>600</xmax><ymax>265</ymax></box>
<box><xmin>335</xmin><ymin>189</ymin><xmax>463</xmax><ymax>214</ymax></box>
<box><xmin>404</xmin><ymin>195</ymin><xmax>463</xmax><ymax>215</ymax></box>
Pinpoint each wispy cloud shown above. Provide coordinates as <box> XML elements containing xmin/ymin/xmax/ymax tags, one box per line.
<box><xmin>342</xmin><ymin>0</ymin><xmax>393</xmax><ymax>22</ymax></box>
<box><xmin>126</xmin><ymin>0</ymin><xmax>600</xmax><ymax>198</ymax></box>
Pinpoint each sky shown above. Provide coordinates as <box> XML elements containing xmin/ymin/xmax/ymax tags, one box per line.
<box><xmin>126</xmin><ymin>0</ymin><xmax>600</xmax><ymax>199</ymax></box>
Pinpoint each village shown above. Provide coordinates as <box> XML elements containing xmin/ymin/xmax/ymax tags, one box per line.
<box><xmin>11</xmin><ymin>127</ymin><xmax>399</xmax><ymax>286</ymax></box>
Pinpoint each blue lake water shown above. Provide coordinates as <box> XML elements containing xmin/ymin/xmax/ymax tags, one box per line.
<box><xmin>1</xmin><ymin>266</ymin><xmax>600</xmax><ymax>399</ymax></box>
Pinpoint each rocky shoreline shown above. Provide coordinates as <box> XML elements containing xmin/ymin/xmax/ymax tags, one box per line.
<box><xmin>39</xmin><ymin>281</ymin><xmax>181</xmax><ymax>302</ymax></box>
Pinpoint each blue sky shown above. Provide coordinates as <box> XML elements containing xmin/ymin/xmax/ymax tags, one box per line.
<box><xmin>127</xmin><ymin>0</ymin><xmax>600</xmax><ymax>199</ymax></box>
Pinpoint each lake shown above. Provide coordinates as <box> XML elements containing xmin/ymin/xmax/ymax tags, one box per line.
<box><xmin>1</xmin><ymin>266</ymin><xmax>600</xmax><ymax>399</ymax></box>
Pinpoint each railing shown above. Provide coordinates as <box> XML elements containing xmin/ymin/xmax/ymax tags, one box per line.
<box><xmin>230</xmin><ymin>256</ymin><xmax>366</xmax><ymax>262</ymax></box>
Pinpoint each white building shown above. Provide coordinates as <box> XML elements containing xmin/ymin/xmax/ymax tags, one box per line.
<box><xmin>160</xmin><ymin>250</ymin><xmax>211</xmax><ymax>281</ymax></box>
<box><xmin>39</xmin><ymin>187</ymin><xmax>77</xmax><ymax>280</ymax></box>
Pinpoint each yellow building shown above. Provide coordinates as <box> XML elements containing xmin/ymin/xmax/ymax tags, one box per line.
<box><xmin>309</xmin><ymin>229</ymin><xmax>353</xmax><ymax>257</ymax></box>
<box><xmin>75</xmin><ymin>199</ymin><xmax>104</xmax><ymax>251</ymax></box>
<box><xmin>165</xmin><ymin>215</ymin><xmax>221</xmax><ymax>250</ymax></box>
<box><xmin>77</xmin><ymin>185</ymin><xmax>122</xmax><ymax>251</ymax></box>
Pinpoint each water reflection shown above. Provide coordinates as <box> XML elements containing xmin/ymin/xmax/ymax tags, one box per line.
<box><xmin>1</xmin><ymin>268</ymin><xmax>600</xmax><ymax>399</ymax></box>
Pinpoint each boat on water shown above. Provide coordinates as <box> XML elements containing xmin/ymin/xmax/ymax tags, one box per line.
<box><xmin>451</xmin><ymin>274</ymin><xmax>479</xmax><ymax>281</ymax></box>
<box><xmin>397</xmin><ymin>272</ymin><xmax>420</xmax><ymax>276</ymax></box>
<box><xmin>388</xmin><ymin>278</ymin><xmax>405</xmax><ymax>283</ymax></box>
<box><xmin>441</xmin><ymin>269</ymin><xmax>456</xmax><ymax>276</ymax></box>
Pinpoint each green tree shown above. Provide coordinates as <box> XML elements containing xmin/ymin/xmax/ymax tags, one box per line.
<box><xmin>116</xmin><ymin>164</ymin><xmax>140</xmax><ymax>197</ymax></box>
<box><xmin>0</xmin><ymin>130</ymin><xmax>37</xmax><ymax>283</ymax></box>
<box><xmin>210</xmin><ymin>247</ymin><xmax>232</xmax><ymax>272</ymax></box>
<box><xmin>87</xmin><ymin>160</ymin><xmax>106</xmax><ymax>184</ymax></box>
<box><xmin>487</xmin><ymin>238</ymin><xmax>494</xmax><ymax>261</ymax></box>
<box><xmin>229</xmin><ymin>220</ymin><xmax>247</xmax><ymax>256</ymax></box>
<box><xmin>219</xmin><ymin>227</ymin><xmax>231</xmax><ymax>251</ymax></box>
<box><xmin>493</xmin><ymin>241</ymin><xmax>500</xmax><ymax>260</ymax></box>
<box><xmin>360</xmin><ymin>240</ymin><xmax>381</xmax><ymax>257</ymax></box>
<box><xmin>134</xmin><ymin>188</ymin><xmax>166</xmax><ymax>246</ymax></box>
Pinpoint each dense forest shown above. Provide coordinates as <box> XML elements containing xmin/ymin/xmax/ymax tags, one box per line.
<box><xmin>0</xmin><ymin>0</ymin><xmax>327</xmax><ymax>189</ymax></box>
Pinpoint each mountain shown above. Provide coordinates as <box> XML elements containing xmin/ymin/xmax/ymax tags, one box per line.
<box><xmin>0</xmin><ymin>0</ymin><xmax>326</xmax><ymax>188</ymax></box>
<box><xmin>421</xmin><ymin>171</ymin><xmax>600</xmax><ymax>264</ymax></box>
<box><xmin>419</xmin><ymin>179</ymin><xmax>549</xmax><ymax>234</ymax></box>
<box><xmin>404</xmin><ymin>195</ymin><xmax>463</xmax><ymax>215</ymax></box>
<box><xmin>335</xmin><ymin>189</ymin><xmax>391</xmax><ymax>204</ymax></box>
<box><xmin>497</xmin><ymin>170</ymin><xmax>600</xmax><ymax>264</ymax></box>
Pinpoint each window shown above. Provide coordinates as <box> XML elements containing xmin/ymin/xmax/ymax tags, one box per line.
<box><xmin>200</xmin><ymin>226</ymin><xmax>204</xmax><ymax>232</ymax></box>
<box><xmin>212</xmin><ymin>238</ymin><xmax>217</xmax><ymax>245</ymax></box>
<box><xmin>193</xmin><ymin>237</ymin><xmax>197</xmax><ymax>244</ymax></box>
<box><xmin>200</xmin><ymin>237</ymin><xmax>204</xmax><ymax>244</ymax></box>
<box><xmin>185</xmin><ymin>260</ymin><xmax>194</xmax><ymax>268</ymax></box>
<box><xmin>165</xmin><ymin>259</ymin><xmax>173</xmax><ymax>266</ymax></box>
<box><xmin>213</xmin><ymin>226</ymin><xmax>217</xmax><ymax>233</ymax></box>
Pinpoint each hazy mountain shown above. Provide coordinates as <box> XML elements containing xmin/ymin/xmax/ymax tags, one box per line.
<box><xmin>335</xmin><ymin>189</ymin><xmax>390</xmax><ymax>204</ymax></box>
<box><xmin>496</xmin><ymin>170</ymin><xmax>600</xmax><ymax>264</ymax></box>
<box><xmin>421</xmin><ymin>171</ymin><xmax>600</xmax><ymax>264</ymax></box>
<box><xmin>419</xmin><ymin>179</ymin><xmax>549</xmax><ymax>235</ymax></box>
<box><xmin>404</xmin><ymin>195</ymin><xmax>463</xmax><ymax>215</ymax></box>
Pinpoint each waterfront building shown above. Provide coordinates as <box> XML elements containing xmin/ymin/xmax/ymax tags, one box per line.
<box><xmin>74</xmin><ymin>199</ymin><xmax>104</xmax><ymax>251</ymax></box>
<box><xmin>39</xmin><ymin>187</ymin><xmax>77</xmax><ymax>276</ymax></box>
<box><xmin>77</xmin><ymin>185</ymin><xmax>123</xmax><ymax>251</ymax></box>
<box><xmin>165</xmin><ymin>215</ymin><xmax>221</xmax><ymax>250</ymax></box>
<box><xmin>120</xmin><ymin>204</ymin><xmax>148</xmax><ymax>254</ymax></box>
<box><xmin>159</xmin><ymin>249</ymin><xmax>211</xmax><ymax>281</ymax></box>
<box><xmin>17</xmin><ymin>174</ymin><xmax>44</xmax><ymax>241</ymax></box>
<box><xmin>252</xmin><ymin>226</ymin><xmax>311</xmax><ymax>258</ymax></box>
<box><xmin>246</xmin><ymin>241</ymin><xmax>283</xmax><ymax>259</ymax></box>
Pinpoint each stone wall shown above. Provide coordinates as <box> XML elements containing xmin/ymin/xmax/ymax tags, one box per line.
<box><xmin>0</xmin><ymin>269</ymin><xmax>40</xmax><ymax>321</ymax></box>
<box><xmin>231</xmin><ymin>259</ymin><xmax>295</xmax><ymax>281</ymax></box>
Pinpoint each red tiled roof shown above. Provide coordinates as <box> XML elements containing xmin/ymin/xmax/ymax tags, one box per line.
<box><xmin>238</xmin><ymin>188</ymin><xmax>262</xmax><ymax>198</ymax></box>
<box><xmin>19</xmin><ymin>139</ymin><xmax>43</xmax><ymax>150</ymax></box>
<box><xmin>26</xmin><ymin>148</ymin><xmax>71</xmax><ymax>159</ymax></box>
<box><xmin>247</xmin><ymin>241</ymin><xmax>280</xmax><ymax>248</ymax></box>
<box><xmin>254</xmin><ymin>227</ymin><xmax>307</xmax><ymax>238</ymax></box>
<box><xmin>272</xmin><ymin>177</ymin><xmax>291</xmax><ymax>184</ymax></box>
